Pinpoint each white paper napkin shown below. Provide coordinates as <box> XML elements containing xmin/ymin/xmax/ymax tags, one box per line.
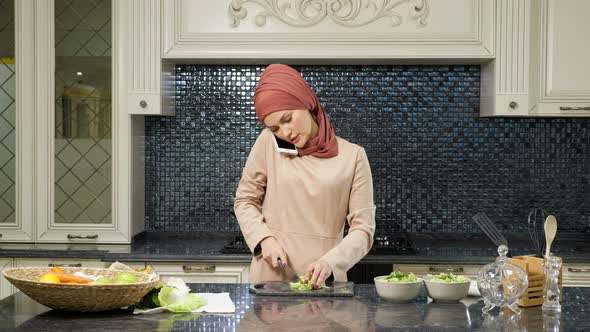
<box><xmin>133</xmin><ymin>293</ymin><xmax>235</xmax><ymax>315</ymax></box>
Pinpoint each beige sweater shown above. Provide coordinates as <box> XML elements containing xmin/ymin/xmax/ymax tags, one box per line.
<box><xmin>234</xmin><ymin>128</ymin><xmax>376</xmax><ymax>282</ymax></box>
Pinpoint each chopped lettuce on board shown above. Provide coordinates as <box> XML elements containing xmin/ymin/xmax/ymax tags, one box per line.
<box><xmin>289</xmin><ymin>277</ymin><xmax>325</xmax><ymax>291</ymax></box>
<box><xmin>385</xmin><ymin>271</ymin><xmax>418</xmax><ymax>283</ymax></box>
<box><xmin>429</xmin><ymin>273</ymin><xmax>467</xmax><ymax>283</ymax></box>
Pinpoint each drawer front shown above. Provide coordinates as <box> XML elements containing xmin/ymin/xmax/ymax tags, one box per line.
<box><xmin>563</xmin><ymin>264</ymin><xmax>590</xmax><ymax>287</ymax></box>
<box><xmin>149</xmin><ymin>263</ymin><xmax>249</xmax><ymax>284</ymax></box>
<box><xmin>15</xmin><ymin>259</ymin><xmax>107</xmax><ymax>268</ymax></box>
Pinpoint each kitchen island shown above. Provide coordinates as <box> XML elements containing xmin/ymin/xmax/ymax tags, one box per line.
<box><xmin>0</xmin><ymin>283</ymin><xmax>588</xmax><ymax>331</ymax></box>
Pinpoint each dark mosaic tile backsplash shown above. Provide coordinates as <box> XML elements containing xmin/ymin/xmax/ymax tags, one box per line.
<box><xmin>145</xmin><ymin>65</ymin><xmax>590</xmax><ymax>234</ymax></box>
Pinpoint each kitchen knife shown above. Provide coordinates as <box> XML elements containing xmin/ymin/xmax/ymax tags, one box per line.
<box><xmin>278</xmin><ymin>258</ymin><xmax>305</xmax><ymax>283</ymax></box>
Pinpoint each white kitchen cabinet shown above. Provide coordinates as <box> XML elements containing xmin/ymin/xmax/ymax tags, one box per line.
<box><xmin>33</xmin><ymin>0</ymin><xmax>143</xmax><ymax>243</ymax></box>
<box><xmin>531</xmin><ymin>0</ymin><xmax>590</xmax><ymax>116</ymax></box>
<box><xmin>0</xmin><ymin>0</ymin><xmax>35</xmax><ymax>242</ymax></box>
<box><xmin>123</xmin><ymin>0</ymin><xmax>174</xmax><ymax>116</ymax></box>
<box><xmin>163</xmin><ymin>0</ymin><xmax>494</xmax><ymax>60</ymax></box>
<box><xmin>562</xmin><ymin>263</ymin><xmax>590</xmax><ymax>287</ymax></box>
<box><xmin>0</xmin><ymin>259</ymin><xmax>15</xmax><ymax>300</ymax></box>
<box><xmin>149</xmin><ymin>262</ymin><xmax>250</xmax><ymax>284</ymax></box>
<box><xmin>481</xmin><ymin>0</ymin><xmax>590</xmax><ymax>117</ymax></box>
<box><xmin>1</xmin><ymin>0</ymin><xmax>145</xmax><ymax>243</ymax></box>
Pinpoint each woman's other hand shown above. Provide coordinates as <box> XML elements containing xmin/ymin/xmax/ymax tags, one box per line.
<box><xmin>305</xmin><ymin>260</ymin><xmax>332</xmax><ymax>289</ymax></box>
<box><xmin>260</xmin><ymin>236</ymin><xmax>289</xmax><ymax>269</ymax></box>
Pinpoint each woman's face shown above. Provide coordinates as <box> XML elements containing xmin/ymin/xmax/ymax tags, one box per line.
<box><xmin>264</xmin><ymin>109</ymin><xmax>318</xmax><ymax>148</ymax></box>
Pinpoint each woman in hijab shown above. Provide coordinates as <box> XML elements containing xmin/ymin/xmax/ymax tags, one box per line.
<box><xmin>234</xmin><ymin>64</ymin><xmax>375</xmax><ymax>289</ymax></box>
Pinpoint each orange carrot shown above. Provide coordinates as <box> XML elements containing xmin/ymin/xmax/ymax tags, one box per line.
<box><xmin>53</xmin><ymin>273</ymin><xmax>91</xmax><ymax>284</ymax></box>
<box><xmin>145</xmin><ymin>265</ymin><xmax>151</xmax><ymax>274</ymax></box>
<box><xmin>50</xmin><ymin>266</ymin><xmax>65</xmax><ymax>274</ymax></box>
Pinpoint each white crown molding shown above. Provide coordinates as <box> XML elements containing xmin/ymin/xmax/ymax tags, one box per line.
<box><xmin>228</xmin><ymin>0</ymin><xmax>429</xmax><ymax>28</ymax></box>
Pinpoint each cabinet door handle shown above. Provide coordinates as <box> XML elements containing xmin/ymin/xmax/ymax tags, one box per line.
<box><xmin>67</xmin><ymin>234</ymin><xmax>98</xmax><ymax>239</ymax></box>
<box><xmin>182</xmin><ymin>265</ymin><xmax>216</xmax><ymax>273</ymax></box>
<box><xmin>560</xmin><ymin>106</ymin><xmax>590</xmax><ymax>111</ymax></box>
<box><xmin>568</xmin><ymin>268</ymin><xmax>590</xmax><ymax>273</ymax></box>
<box><xmin>429</xmin><ymin>267</ymin><xmax>464</xmax><ymax>273</ymax></box>
<box><xmin>48</xmin><ymin>263</ymin><xmax>82</xmax><ymax>267</ymax></box>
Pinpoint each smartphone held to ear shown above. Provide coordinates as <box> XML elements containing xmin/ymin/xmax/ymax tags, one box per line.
<box><xmin>273</xmin><ymin>135</ymin><xmax>298</xmax><ymax>155</ymax></box>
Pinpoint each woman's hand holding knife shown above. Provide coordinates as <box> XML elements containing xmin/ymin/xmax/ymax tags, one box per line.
<box><xmin>261</xmin><ymin>236</ymin><xmax>333</xmax><ymax>289</ymax></box>
<box><xmin>260</xmin><ymin>236</ymin><xmax>289</xmax><ymax>269</ymax></box>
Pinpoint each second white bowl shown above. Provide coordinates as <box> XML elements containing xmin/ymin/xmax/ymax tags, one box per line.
<box><xmin>424</xmin><ymin>277</ymin><xmax>471</xmax><ymax>302</ymax></box>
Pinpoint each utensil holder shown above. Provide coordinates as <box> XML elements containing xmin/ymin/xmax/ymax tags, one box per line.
<box><xmin>509</xmin><ymin>255</ymin><xmax>563</xmax><ymax>307</ymax></box>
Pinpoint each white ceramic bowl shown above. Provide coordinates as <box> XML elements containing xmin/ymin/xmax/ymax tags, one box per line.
<box><xmin>374</xmin><ymin>276</ymin><xmax>423</xmax><ymax>303</ymax></box>
<box><xmin>423</xmin><ymin>277</ymin><xmax>471</xmax><ymax>302</ymax></box>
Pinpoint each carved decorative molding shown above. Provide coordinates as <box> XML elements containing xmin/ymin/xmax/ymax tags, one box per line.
<box><xmin>228</xmin><ymin>0</ymin><xmax>429</xmax><ymax>28</ymax></box>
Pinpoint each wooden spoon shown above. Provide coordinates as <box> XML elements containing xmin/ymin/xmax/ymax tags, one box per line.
<box><xmin>544</xmin><ymin>215</ymin><xmax>557</xmax><ymax>258</ymax></box>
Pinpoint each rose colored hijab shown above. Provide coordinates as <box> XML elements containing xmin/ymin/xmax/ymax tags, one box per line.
<box><xmin>253</xmin><ymin>64</ymin><xmax>338</xmax><ymax>158</ymax></box>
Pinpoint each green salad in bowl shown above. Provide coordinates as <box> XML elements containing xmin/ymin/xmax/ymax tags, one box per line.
<box><xmin>385</xmin><ymin>271</ymin><xmax>418</xmax><ymax>283</ymax></box>
<box><xmin>428</xmin><ymin>273</ymin><xmax>468</xmax><ymax>283</ymax></box>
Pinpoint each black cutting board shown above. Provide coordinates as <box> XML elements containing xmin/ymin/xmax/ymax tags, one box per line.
<box><xmin>249</xmin><ymin>281</ymin><xmax>354</xmax><ymax>297</ymax></box>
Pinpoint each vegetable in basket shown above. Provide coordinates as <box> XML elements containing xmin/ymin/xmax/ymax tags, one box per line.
<box><xmin>37</xmin><ymin>266</ymin><xmax>92</xmax><ymax>284</ymax></box>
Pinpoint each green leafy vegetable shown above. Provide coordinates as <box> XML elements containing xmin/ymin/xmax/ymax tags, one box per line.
<box><xmin>430</xmin><ymin>273</ymin><xmax>467</xmax><ymax>283</ymax></box>
<box><xmin>289</xmin><ymin>276</ymin><xmax>325</xmax><ymax>291</ymax></box>
<box><xmin>385</xmin><ymin>271</ymin><xmax>418</xmax><ymax>283</ymax></box>
<box><xmin>158</xmin><ymin>278</ymin><xmax>207</xmax><ymax>313</ymax></box>
<box><xmin>151</xmin><ymin>291</ymin><xmax>161</xmax><ymax>307</ymax></box>
<box><xmin>162</xmin><ymin>293</ymin><xmax>207</xmax><ymax>313</ymax></box>
<box><xmin>134</xmin><ymin>284</ymin><xmax>163</xmax><ymax>309</ymax></box>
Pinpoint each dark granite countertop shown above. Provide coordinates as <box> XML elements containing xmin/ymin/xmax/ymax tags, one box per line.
<box><xmin>1</xmin><ymin>231</ymin><xmax>589</xmax><ymax>265</ymax></box>
<box><xmin>0</xmin><ymin>283</ymin><xmax>588</xmax><ymax>331</ymax></box>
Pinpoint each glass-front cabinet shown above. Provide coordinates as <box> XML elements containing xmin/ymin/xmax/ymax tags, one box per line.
<box><xmin>0</xmin><ymin>1</ymin><xmax>17</xmax><ymax>233</ymax></box>
<box><xmin>0</xmin><ymin>0</ymin><xmax>16</xmax><ymax>228</ymax></box>
<box><xmin>53</xmin><ymin>0</ymin><xmax>112</xmax><ymax>227</ymax></box>
<box><xmin>35</xmin><ymin>0</ymin><xmax>136</xmax><ymax>243</ymax></box>
<box><xmin>0</xmin><ymin>0</ymin><xmax>145</xmax><ymax>243</ymax></box>
<box><xmin>0</xmin><ymin>0</ymin><xmax>34</xmax><ymax>241</ymax></box>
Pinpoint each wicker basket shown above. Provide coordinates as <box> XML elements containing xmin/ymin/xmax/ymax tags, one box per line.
<box><xmin>2</xmin><ymin>267</ymin><xmax>160</xmax><ymax>312</ymax></box>
<box><xmin>509</xmin><ymin>255</ymin><xmax>563</xmax><ymax>307</ymax></box>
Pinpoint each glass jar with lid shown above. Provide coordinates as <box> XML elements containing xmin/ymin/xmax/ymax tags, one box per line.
<box><xmin>477</xmin><ymin>245</ymin><xmax>529</xmax><ymax>314</ymax></box>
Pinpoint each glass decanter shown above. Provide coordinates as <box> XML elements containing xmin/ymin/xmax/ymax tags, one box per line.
<box><xmin>477</xmin><ymin>245</ymin><xmax>529</xmax><ymax>314</ymax></box>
